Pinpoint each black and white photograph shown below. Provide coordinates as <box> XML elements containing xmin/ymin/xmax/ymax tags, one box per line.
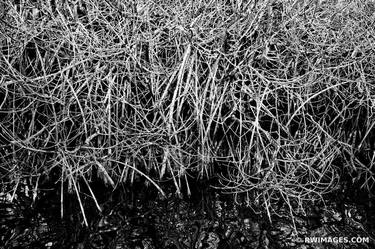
<box><xmin>1</xmin><ymin>0</ymin><xmax>375</xmax><ymax>248</ymax></box>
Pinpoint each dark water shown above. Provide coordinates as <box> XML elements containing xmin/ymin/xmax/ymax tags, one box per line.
<box><xmin>1</xmin><ymin>177</ymin><xmax>374</xmax><ymax>249</ymax></box>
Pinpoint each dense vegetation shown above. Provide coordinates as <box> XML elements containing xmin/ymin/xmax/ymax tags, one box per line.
<box><xmin>1</xmin><ymin>0</ymin><xmax>375</xmax><ymax>226</ymax></box>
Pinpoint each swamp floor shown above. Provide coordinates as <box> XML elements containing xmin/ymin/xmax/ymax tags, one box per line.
<box><xmin>1</xmin><ymin>180</ymin><xmax>374</xmax><ymax>249</ymax></box>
